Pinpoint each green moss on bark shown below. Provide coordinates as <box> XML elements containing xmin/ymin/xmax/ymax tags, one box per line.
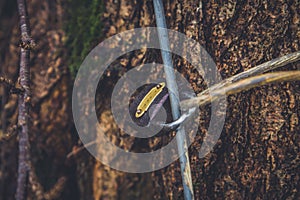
<box><xmin>64</xmin><ymin>0</ymin><xmax>104</xmax><ymax>76</ymax></box>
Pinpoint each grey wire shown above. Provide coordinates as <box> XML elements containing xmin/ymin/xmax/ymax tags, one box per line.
<box><xmin>153</xmin><ymin>0</ymin><xmax>194</xmax><ymax>199</ymax></box>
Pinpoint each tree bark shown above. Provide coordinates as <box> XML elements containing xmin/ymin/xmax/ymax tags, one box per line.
<box><xmin>101</xmin><ymin>0</ymin><xmax>300</xmax><ymax>199</ymax></box>
<box><xmin>0</xmin><ymin>0</ymin><xmax>299</xmax><ymax>199</ymax></box>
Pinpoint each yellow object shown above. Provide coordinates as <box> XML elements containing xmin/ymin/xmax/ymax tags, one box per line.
<box><xmin>135</xmin><ymin>82</ymin><xmax>165</xmax><ymax>118</ymax></box>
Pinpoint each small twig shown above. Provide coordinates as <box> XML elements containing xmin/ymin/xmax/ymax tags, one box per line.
<box><xmin>0</xmin><ymin>76</ymin><xmax>24</xmax><ymax>94</ymax></box>
<box><xmin>43</xmin><ymin>177</ymin><xmax>66</xmax><ymax>200</ymax></box>
<box><xmin>19</xmin><ymin>36</ymin><xmax>36</xmax><ymax>50</ymax></box>
<box><xmin>181</xmin><ymin>51</ymin><xmax>300</xmax><ymax>111</ymax></box>
<box><xmin>0</xmin><ymin>76</ymin><xmax>14</xmax><ymax>87</ymax></box>
<box><xmin>228</xmin><ymin>51</ymin><xmax>300</xmax><ymax>82</ymax></box>
<box><xmin>28</xmin><ymin>165</ymin><xmax>44</xmax><ymax>200</ymax></box>
<box><xmin>0</xmin><ymin>124</ymin><xmax>19</xmax><ymax>143</ymax></box>
<box><xmin>29</xmin><ymin>162</ymin><xmax>66</xmax><ymax>200</ymax></box>
<box><xmin>66</xmin><ymin>140</ymin><xmax>97</xmax><ymax>159</ymax></box>
<box><xmin>181</xmin><ymin>71</ymin><xmax>300</xmax><ymax>109</ymax></box>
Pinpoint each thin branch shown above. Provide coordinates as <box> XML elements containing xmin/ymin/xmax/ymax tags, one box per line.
<box><xmin>226</xmin><ymin>51</ymin><xmax>300</xmax><ymax>82</ymax></box>
<box><xmin>29</xmin><ymin>163</ymin><xmax>66</xmax><ymax>200</ymax></box>
<box><xmin>43</xmin><ymin>177</ymin><xmax>66</xmax><ymax>200</ymax></box>
<box><xmin>67</xmin><ymin>140</ymin><xmax>97</xmax><ymax>159</ymax></box>
<box><xmin>0</xmin><ymin>76</ymin><xmax>24</xmax><ymax>94</ymax></box>
<box><xmin>0</xmin><ymin>125</ymin><xmax>19</xmax><ymax>143</ymax></box>
<box><xmin>181</xmin><ymin>71</ymin><xmax>300</xmax><ymax>109</ymax></box>
<box><xmin>28</xmin><ymin>166</ymin><xmax>44</xmax><ymax>200</ymax></box>
<box><xmin>181</xmin><ymin>51</ymin><xmax>300</xmax><ymax>110</ymax></box>
<box><xmin>0</xmin><ymin>76</ymin><xmax>14</xmax><ymax>87</ymax></box>
<box><xmin>16</xmin><ymin>0</ymin><xmax>34</xmax><ymax>199</ymax></box>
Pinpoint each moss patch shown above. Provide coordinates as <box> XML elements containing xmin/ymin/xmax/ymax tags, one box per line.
<box><xmin>64</xmin><ymin>0</ymin><xmax>104</xmax><ymax>77</ymax></box>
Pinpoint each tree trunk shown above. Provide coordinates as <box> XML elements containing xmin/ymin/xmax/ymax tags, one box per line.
<box><xmin>0</xmin><ymin>0</ymin><xmax>299</xmax><ymax>199</ymax></box>
<box><xmin>101</xmin><ymin>0</ymin><xmax>300</xmax><ymax>199</ymax></box>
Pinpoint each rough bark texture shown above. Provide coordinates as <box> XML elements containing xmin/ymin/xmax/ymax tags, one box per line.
<box><xmin>101</xmin><ymin>0</ymin><xmax>300</xmax><ymax>199</ymax></box>
<box><xmin>0</xmin><ymin>0</ymin><xmax>299</xmax><ymax>199</ymax></box>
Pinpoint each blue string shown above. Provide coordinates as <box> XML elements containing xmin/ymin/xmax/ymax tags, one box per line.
<box><xmin>153</xmin><ymin>0</ymin><xmax>194</xmax><ymax>199</ymax></box>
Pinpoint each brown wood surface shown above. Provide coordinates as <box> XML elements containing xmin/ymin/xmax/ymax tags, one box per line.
<box><xmin>0</xmin><ymin>0</ymin><xmax>299</xmax><ymax>199</ymax></box>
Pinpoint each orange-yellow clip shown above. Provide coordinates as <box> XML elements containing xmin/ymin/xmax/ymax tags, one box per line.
<box><xmin>135</xmin><ymin>82</ymin><xmax>165</xmax><ymax>118</ymax></box>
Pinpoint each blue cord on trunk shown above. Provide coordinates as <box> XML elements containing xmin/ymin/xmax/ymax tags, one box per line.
<box><xmin>152</xmin><ymin>0</ymin><xmax>194</xmax><ymax>199</ymax></box>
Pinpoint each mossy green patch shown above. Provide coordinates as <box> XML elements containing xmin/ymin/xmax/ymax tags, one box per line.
<box><xmin>64</xmin><ymin>0</ymin><xmax>104</xmax><ymax>77</ymax></box>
